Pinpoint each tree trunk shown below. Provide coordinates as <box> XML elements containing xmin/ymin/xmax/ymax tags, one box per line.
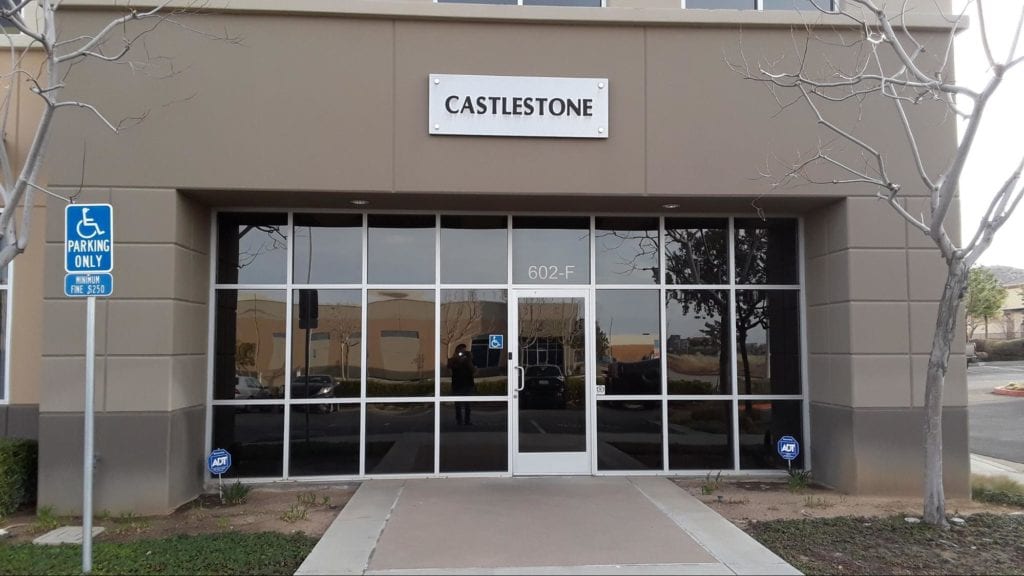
<box><xmin>922</xmin><ymin>257</ymin><xmax>968</xmax><ymax>527</ymax></box>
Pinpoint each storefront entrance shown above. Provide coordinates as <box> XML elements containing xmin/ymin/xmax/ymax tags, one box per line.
<box><xmin>512</xmin><ymin>289</ymin><xmax>591</xmax><ymax>475</ymax></box>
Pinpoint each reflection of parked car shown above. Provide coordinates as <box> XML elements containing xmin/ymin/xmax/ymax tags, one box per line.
<box><xmin>521</xmin><ymin>365</ymin><xmax>566</xmax><ymax>409</ymax></box>
<box><xmin>235</xmin><ymin>376</ymin><xmax>268</xmax><ymax>400</ymax></box>
<box><xmin>291</xmin><ymin>375</ymin><xmax>336</xmax><ymax>413</ymax></box>
<box><xmin>604</xmin><ymin>358</ymin><xmax>660</xmax><ymax>395</ymax></box>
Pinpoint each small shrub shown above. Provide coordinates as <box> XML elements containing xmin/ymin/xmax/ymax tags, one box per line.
<box><xmin>222</xmin><ymin>481</ymin><xmax>251</xmax><ymax>506</ymax></box>
<box><xmin>803</xmin><ymin>495</ymin><xmax>834</xmax><ymax>509</ymax></box>
<box><xmin>32</xmin><ymin>505</ymin><xmax>62</xmax><ymax>533</ymax></box>
<box><xmin>0</xmin><ymin>438</ymin><xmax>38</xmax><ymax>518</ymax></box>
<box><xmin>280</xmin><ymin>503</ymin><xmax>308</xmax><ymax>523</ymax></box>
<box><xmin>787</xmin><ymin>468</ymin><xmax>812</xmax><ymax>492</ymax></box>
<box><xmin>701</xmin><ymin>471</ymin><xmax>722</xmax><ymax>495</ymax></box>
<box><xmin>972</xmin><ymin>474</ymin><xmax>1024</xmax><ymax>507</ymax></box>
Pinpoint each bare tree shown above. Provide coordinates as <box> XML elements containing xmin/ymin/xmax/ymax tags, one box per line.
<box><xmin>0</xmin><ymin>1</ymin><xmax>232</xmax><ymax>267</ymax></box>
<box><xmin>734</xmin><ymin>0</ymin><xmax>1024</xmax><ymax>526</ymax></box>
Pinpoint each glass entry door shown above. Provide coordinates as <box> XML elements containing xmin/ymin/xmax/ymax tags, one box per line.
<box><xmin>511</xmin><ymin>289</ymin><xmax>591</xmax><ymax>474</ymax></box>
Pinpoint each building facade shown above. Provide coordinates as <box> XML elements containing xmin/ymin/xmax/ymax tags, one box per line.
<box><xmin>0</xmin><ymin>0</ymin><xmax>969</xmax><ymax>514</ymax></box>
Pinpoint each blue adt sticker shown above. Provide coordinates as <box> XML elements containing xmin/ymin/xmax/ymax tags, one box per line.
<box><xmin>207</xmin><ymin>448</ymin><xmax>232</xmax><ymax>475</ymax></box>
<box><xmin>489</xmin><ymin>334</ymin><xmax>504</xmax><ymax>350</ymax></box>
<box><xmin>65</xmin><ymin>204</ymin><xmax>113</xmax><ymax>273</ymax></box>
<box><xmin>777</xmin><ymin>436</ymin><xmax>800</xmax><ymax>461</ymax></box>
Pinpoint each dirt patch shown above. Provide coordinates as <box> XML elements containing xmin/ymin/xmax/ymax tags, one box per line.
<box><xmin>0</xmin><ymin>483</ymin><xmax>357</xmax><ymax>545</ymax></box>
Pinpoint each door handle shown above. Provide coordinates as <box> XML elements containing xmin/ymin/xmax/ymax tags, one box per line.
<box><xmin>514</xmin><ymin>365</ymin><xmax>525</xmax><ymax>392</ymax></box>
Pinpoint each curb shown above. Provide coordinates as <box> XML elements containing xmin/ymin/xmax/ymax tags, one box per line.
<box><xmin>992</xmin><ymin>386</ymin><xmax>1024</xmax><ymax>397</ymax></box>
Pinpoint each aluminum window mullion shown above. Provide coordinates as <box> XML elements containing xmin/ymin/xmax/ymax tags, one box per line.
<box><xmin>434</xmin><ymin>214</ymin><xmax>441</xmax><ymax>475</ymax></box>
<box><xmin>659</xmin><ymin>216</ymin><xmax>669</xmax><ymax>472</ymax></box>
<box><xmin>360</xmin><ymin>213</ymin><xmax>369</xmax><ymax>477</ymax></box>
<box><xmin>282</xmin><ymin>212</ymin><xmax>294</xmax><ymax>479</ymax></box>
<box><xmin>798</xmin><ymin>216</ymin><xmax>811</xmax><ymax>470</ymax></box>
<box><xmin>204</xmin><ymin>211</ymin><xmax>219</xmax><ymax>482</ymax></box>
<box><xmin>729</xmin><ymin>217</ymin><xmax>740</xmax><ymax>471</ymax></box>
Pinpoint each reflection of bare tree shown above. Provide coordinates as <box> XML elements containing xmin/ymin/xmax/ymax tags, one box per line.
<box><xmin>440</xmin><ymin>290</ymin><xmax>484</xmax><ymax>360</ymax></box>
<box><xmin>229</xmin><ymin>223</ymin><xmax>287</xmax><ymax>273</ymax></box>
<box><xmin>519</xmin><ymin>299</ymin><xmax>584</xmax><ymax>376</ymax></box>
<box><xmin>319</xmin><ymin>303</ymin><xmax>361</xmax><ymax>380</ymax></box>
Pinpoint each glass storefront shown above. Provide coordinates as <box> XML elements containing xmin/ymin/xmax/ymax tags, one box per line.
<box><xmin>210</xmin><ymin>212</ymin><xmax>804</xmax><ymax>478</ymax></box>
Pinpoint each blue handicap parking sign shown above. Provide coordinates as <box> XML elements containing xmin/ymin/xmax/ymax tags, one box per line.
<box><xmin>64</xmin><ymin>273</ymin><xmax>114</xmax><ymax>298</ymax></box>
<box><xmin>489</xmin><ymin>334</ymin><xmax>504</xmax><ymax>350</ymax></box>
<box><xmin>207</xmin><ymin>448</ymin><xmax>232</xmax><ymax>475</ymax></box>
<box><xmin>777</xmin><ymin>435</ymin><xmax>800</xmax><ymax>461</ymax></box>
<box><xmin>65</xmin><ymin>204</ymin><xmax>113</xmax><ymax>274</ymax></box>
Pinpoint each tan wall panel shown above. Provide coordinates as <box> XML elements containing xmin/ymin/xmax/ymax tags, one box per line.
<box><xmin>844</xmin><ymin>354</ymin><xmax>912</xmax><ymax>408</ymax></box>
<box><xmin>39</xmin><ymin>356</ymin><xmax>106</xmax><ymax>413</ymax></box>
<box><xmin>9</xmin><ymin>205</ymin><xmax>47</xmax><ymax>404</ymax></box>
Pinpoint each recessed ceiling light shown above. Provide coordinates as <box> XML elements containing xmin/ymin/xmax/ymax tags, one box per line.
<box><xmin>350</xmin><ymin>200</ymin><xmax>369</xmax><ymax>206</ymax></box>
<box><xmin>662</xmin><ymin>203</ymin><xmax>680</xmax><ymax>209</ymax></box>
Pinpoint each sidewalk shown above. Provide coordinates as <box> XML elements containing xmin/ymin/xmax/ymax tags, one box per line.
<box><xmin>971</xmin><ymin>453</ymin><xmax>1024</xmax><ymax>484</ymax></box>
<box><xmin>296</xmin><ymin>477</ymin><xmax>800</xmax><ymax>576</ymax></box>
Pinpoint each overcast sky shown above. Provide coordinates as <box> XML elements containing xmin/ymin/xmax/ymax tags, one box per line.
<box><xmin>953</xmin><ymin>1</ymin><xmax>1024</xmax><ymax>268</ymax></box>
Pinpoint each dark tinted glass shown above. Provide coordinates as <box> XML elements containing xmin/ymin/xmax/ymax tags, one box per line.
<box><xmin>736</xmin><ymin>290</ymin><xmax>801</xmax><ymax>396</ymax></box>
<box><xmin>292</xmin><ymin>290</ymin><xmax>361</xmax><ymax>399</ymax></box>
<box><xmin>213</xmin><ymin>290</ymin><xmax>287</xmax><ymax>401</ymax></box>
<box><xmin>524</xmin><ymin>0</ymin><xmax>602</xmax><ymax>6</ymax></box>
<box><xmin>293</xmin><ymin>214</ymin><xmax>362</xmax><ymax>284</ymax></box>
<box><xmin>367</xmin><ymin>290</ymin><xmax>435</xmax><ymax>397</ymax></box>
<box><xmin>597</xmin><ymin>290</ymin><xmax>661</xmax><ymax>395</ymax></box>
<box><xmin>440</xmin><ymin>402</ymin><xmax>509</xmax><ymax>472</ymax></box>
<box><xmin>686</xmin><ymin>0</ymin><xmax>755</xmax><ymax>7</ymax></box>
<box><xmin>289</xmin><ymin>405</ymin><xmax>360</xmax><ymax>476</ymax></box>
<box><xmin>441</xmin><ymin>290</ymin><xmax>508</xmax><ymax>396</ymax></box>
<box><xmin>665</xmin><ymin>290</ymin><xmax>731</xmax><ymax>395</ymax></box>
<box><xmin>597</xmin><ymin>401</ymin><xmax>663</xmax><ymax>471</ymax></box>
<box><xmin>441</xmin><ymin>216</ymin><xmax>507</xmax><ymax>284</ymax></box>
<box><xmin>368</xmin><ymin>215</ymin><xmax>435</xmax><ymax>284</ymax></box>
<box><xmin>763</xmin><ymin>0</ymin><xmax>831</xmax><ymax>9</ymax></box>
<box><xmin>217</xmin><ymin>213</ymin><xmax>287</xmax><ymax>284</ymax></box>
<box><xmin>734</xmin><ymin>218</ymin><xmax>798</xmax><ymax>285</ymax></box>
<box><xmin>365</xmin><ymin>403</ymin><xmax>435</xmax><ymax>474</ymax></box>
<box><xmin>668</xmin><ymin>401</ymin><xmax>733</xmax><ymax>469</ymax></box>
<box><xmin>665</xmin><ymin>218</ymin><xmax>729</xmax><ymax>285</ymax></box>
<box><xmin>212</xmin><ymin>406</ymin><xmax>283</xmax><ymax>478</ymax></box>
<box><xmin>595</xmin><ymin>217</ymin><xmax>659</xmax><ymax>284</ymax></box>
<box><xmin>738</xmin><ymin>400</ymin><xmax>803</xmax><ymax>469</ymax></box>
<box><xmin>513</xmin><ymin>217</ymin><xmax>589</xmax><ymax>284</ymax></box>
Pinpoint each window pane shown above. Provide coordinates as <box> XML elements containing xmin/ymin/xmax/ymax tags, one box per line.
<box><xmin>438</xmin><ymin>0</ymin><xmax>517</xmax><ymax>4</ymax></box>
<box><xmin>440</xmin><ymin>402</ymin><xmax>508</xmax><ymax>472</ymax></box>
<box><xmin>213</xmin><ymin>406</ymin><xmax>283</xmax><ymax>478</ymax></box>
<box><xmin>597</xmin><ymin>401</ymin><xmax>663</xmax><ymax>471</ymax></box>
<box><xmin>293</xmin><ymin>214</ymin><xmax>362</xmax><ymax>284</ymax></box>
<box><xmin>289</xmin><ymin>405</ymin><xmax>360</xmax><ymax>476</ymax></box>
<box><xmin>595</xmin><ymin>217</ymin><xmax>659</xmax><ymax>285</ymax></box>
<box><xmin>441</xmin><ymin>290</ymin><xmax>508</xmax><ymax>396</ymax></box>
<box><xmin>216</xmin><ymin>213</ymin><xmax>287</xmax><ymax>285</ymax></box>
<box><xmin>665</xmin><ymin>218</ymin><xmax>728</xmax><ymax>285</ymax></box>
<box><xmin>513</xmin><ymin>217</ymin><xmax>589</xmax><ymax>284</ymax></box>
<box><xmin>736</xmin><ymin>290</ymin><xmax>801</xmax><ymax>395</ymax></box>
<box><xmin>365</xmin><ymin>403</ymin><xmax>435</xmax><ymax>474</ymax></box>
<box><xmin>739</xmin><ymin>400</ymin><xmax>803</xmax><ymax>470</ymax></box>
<box><xmin>668</xmin><ymin>401</ymin><xmax>733</xmax><ymax>470</ymax></box>
<box><xmin>763</xmin><ymin>0</ymin><xmax>831</xmax><ymax>10</ymax></box>
<box><xmin>597</xmin><ymin>290</ymin><xmax>661</xmax><ymax>395</ymax></box>
<box><xmin>734</xmin><ymin>218</ymin><xmax>798</xmax><ymax>285</ymax></box>
<box><xmin>666</xmin><ymin>290</ymin><xmax>731</xmax><ymax>395</ymax></box>
<box><xmin>368</xmin><ymin>215</ymin><xmax>435</xmax><ymax>284</ymax></box>
<box><xmin>367</xmin><ymin>290</ymin><xmax>435</xmax><ymax>397</ymax></box>
<box><xmin>685</xmin><ymin>0</ymin><xmax>755</xmax><ymax>9</ymax></box>
<box><xmin>213</xmin><ymin>290</ymin><xmax>287</xmax><ymax>401</ymax></box>
<box><xmin>292</xmin><ymin>290</ymin><xmax>361</xmax><ymax>399</ymax></box>
<box><xmin>441</xmin><ymin>216</ymin><xmax>507</xmax><ymax>284</ymax></box>
<box><xmin>524</xmin><ymin>0</ymin><xmax>602</xmax><ymax>6</ymax></box>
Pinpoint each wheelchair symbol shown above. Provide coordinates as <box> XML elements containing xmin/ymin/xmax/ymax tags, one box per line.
<box><xmin>75</xmin><ymin>208</ymin><xmax>106</xmax><ymax>239</ymax></box>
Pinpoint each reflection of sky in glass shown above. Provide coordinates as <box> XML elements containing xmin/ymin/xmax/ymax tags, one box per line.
<box><xmin>597</xmin><ymin>290</ymin><xmax>659</xmax><ymax>339</ymax></box>
<box><xmin>595</xmin><ymin>223</ymin><xmax>658</xmax><ymax>285</ymax></box>
<box><xmin>665</xmin><ymin>290</ymin><xmax>727</xmax><ymax>339</ymax></box>
<box><xmin>368</xmin><ymin>225</ymin><xmax>435</xmax><ymax>284</ymax></box>
<box><xmin>234</xmin><ymin>224</ymin><xmax>288</xmax><ymax>284</ymax></box>
<box><xmin>513</xmin><ymin>220</ymin><xmax>589</xmax><ymax>284</ymax></box>
<box><xmin>293</xmin><ymin>223</ymin><xmax>362</xmax><ymax>284</ymax></box>
<box><xmin>442</xmin><ymin>227</ymin><xmax>507</xmax><ymax>284</ymax></box>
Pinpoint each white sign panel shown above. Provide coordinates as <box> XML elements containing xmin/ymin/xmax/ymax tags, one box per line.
<box><xmin>429</xmin><ymin>74</ymin><xmax>609</xmax><ymax>139</ymax></box>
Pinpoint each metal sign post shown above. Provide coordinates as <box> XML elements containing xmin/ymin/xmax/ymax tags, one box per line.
<box><xmin>64</xmin><ymin>203</ymin><xmax>114</xmax><ymax>575</ymax></box>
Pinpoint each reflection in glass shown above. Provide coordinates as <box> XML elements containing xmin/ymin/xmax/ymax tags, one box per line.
<box><xmin>513</xmin><ymin>217</ymin><xmax>589</xmax><ymax>284</ymax></box>
<box><xmin>440</xmin><ymin>402</ymin><xmax>508</xmax><ymax>472</ymax></box>
<box><xmin>292</xmin><ymin>290</ymin><xmax>361</xmax><ymax>399</ymax></box>
<box><xmin>597</xmin><ymin>401</ymin><xmax>662</xmax><ymax>470</ymax></box>
<box><xmin>293</xmin><ymin>214</ymin><xmax>362</xmax><ymax>284</ymax></box>
<box><xmin>523</xmin><ymin>0</ymin><xmax>602</xmax><ymax>7</ymax></box>
<box><xmin>763</xmin><ymin>0</ymin><xmax>830</xmax><ymax>10</ymax></box>
<box><xmin>216</xmin><ymin>213</ymin><xmax>288</xmax><ymax>284</ymax></box>
<box><xmin>665</xmin><ymin>218</ymin><xmax>728</xmax><ymax>285</ymax></box>
<box><xmin>0</xmin><ymin>291</ymin><xmax>5</xmax><ymax>400</ymax></box>
<box><xmin>734</xmin><ymin>218</ymin><xmax>798</xmax><ymax>285</ymax></box>
<box><xmin>213</xmin><ymin>406</ymin><xmax>283</xmax><ymax>478</ymax></box>
<box><xmin>665</xmin><ymin>290</ymin><xmax>731</xmax><ymax>395</ymax></box>
<box><xmin>441</xmin><ymin>290</ymin><xmax>508</xmax><ymax>396</ymax></box>
<box><xmin>367</xmin><ymin>290</ymin><xmax>435</xmax><ymax>397</ymax></box>
<box><xmin>597</xmin><ymin>290</ymin><xmax>661</xmax><ymax>395</ymax></box>
<box><xmin>214</xmin><ymin>290</ymin><xmax>287</xmax><ymax>401</ymax></box>
<box><xmin>686</xmin><ymin>0</ymin><xmax>754</xmax><ymax>8</ymax></box>
<box><xmin>368</xmin><ymin>215</ymin><xmax>435</xmax><ymax>284</ymax></box>
<box><xmin>668</xmin><ymin>401</ymin><xmax>733</xmax><ymax>470</ymax></box>
<box><xmin>736</xmin><ymin>290</ymin><xmax>801</xmax><ymax>395</ymax></box>
<box><xmin>739</xmin><ymin>400</ymin><xmax>803</xmax><ymax>469</ymax></box>
<box><xmin>517</xmin><ymin>297</ymin><xmax>587</xmax><ymax>452</ymax></box>
<box><xmin>289</xmin><ymin>405</ymin><xmax>360</xmax><ymax>476</ymax></box>
<box><xmin>441</xmin><ymin>216</ymin><xmax>508</xmax><ymax>284</ymax></box>
<box><xmin>365</xmin><ymin>403</ymin><xmax>435</xmax><ymax>474</ymax></box>
<box><xmin>595</xmin><ymin>217</ymin><xmax>659</xmax><ymax>284</ymax></box>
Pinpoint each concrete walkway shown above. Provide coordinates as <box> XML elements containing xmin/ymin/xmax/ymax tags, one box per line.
<box><xmin>972</xmin><ymin>453</ymin><xmax>1024</xmax><ymax>484</ymax></box>
<box><xmin>296</xmin><ymin>477</ymin><xmax>800</xmax><ymax>576</ymax></box>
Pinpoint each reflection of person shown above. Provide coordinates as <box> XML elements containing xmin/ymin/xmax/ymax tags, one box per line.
<box><xmin>447</xmin><ymin>343</ymin><xmax>476</xmax><ymax>425</ymax></box>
